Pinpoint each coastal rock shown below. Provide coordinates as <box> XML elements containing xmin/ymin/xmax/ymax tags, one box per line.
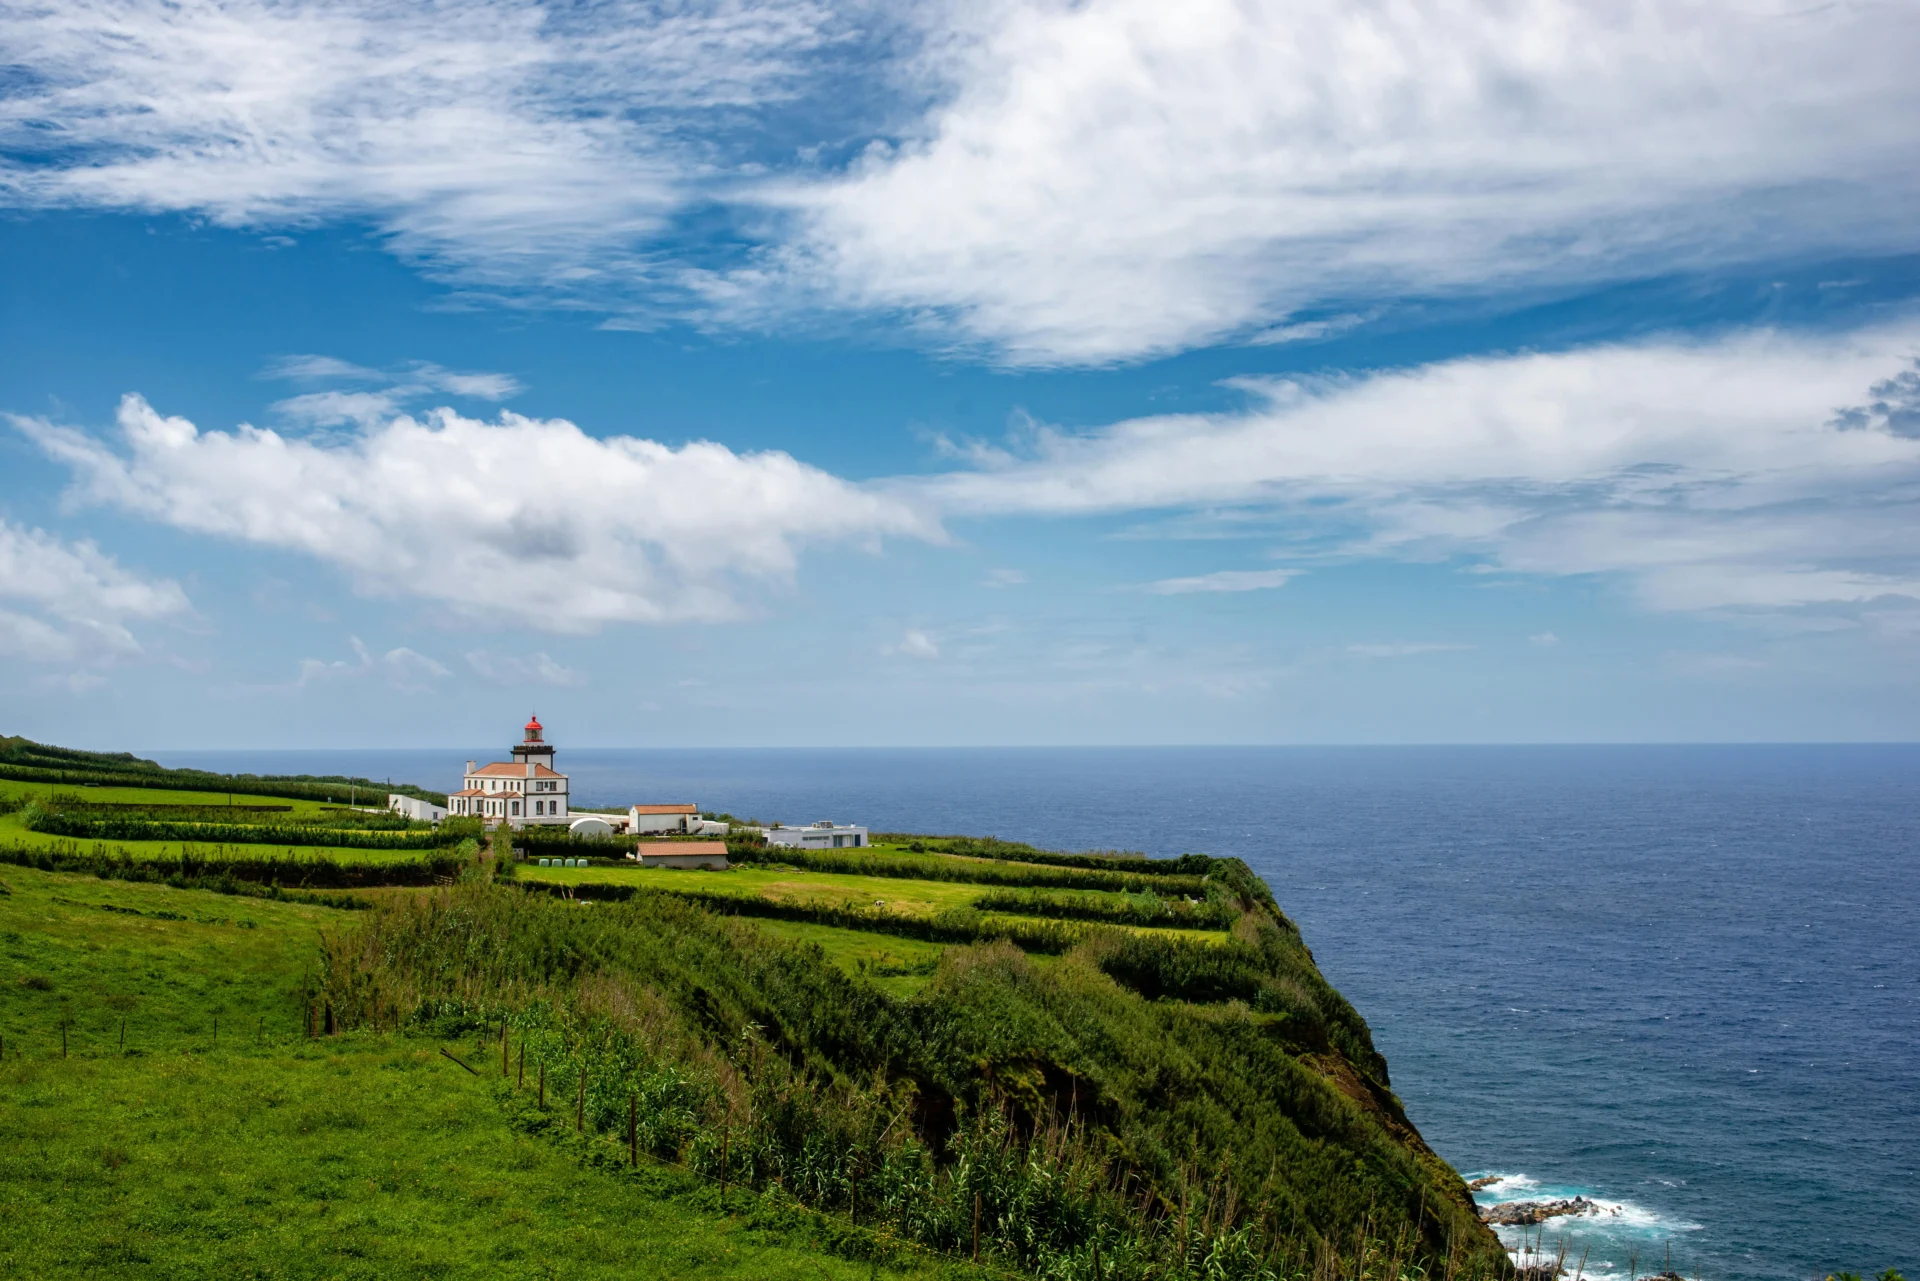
<box><xmin>1466</xmin><ymin>1176</ymin><xmax>1504</xmax><ymax>1192</ymax></box>
<box><xmin>1478</xmin><ymin>1196</ymin><xmax>1607</xmax><ymax>1226</ymax></box>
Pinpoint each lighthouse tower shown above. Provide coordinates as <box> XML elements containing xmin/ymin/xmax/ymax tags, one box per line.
<box><xmin>511</xmin><ymin>714</ymin><xmax>556</xmax><ymax>770</ymax></box>
<box><xmin>446</xmin><ymin>716</ymin><xmax>571</xmax><ymax>827</ymax></box>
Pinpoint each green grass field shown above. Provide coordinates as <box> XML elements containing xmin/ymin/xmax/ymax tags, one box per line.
<box><xmin>517</xmin><ymin>863</ymin><xmax>1233</xmax><ymax>949</ymax></box>
<box><xmin>0</xmin><ymin>864</ymin><xmax>961</xmax><ymax>1280</ymax></box>
<box><xmin>1</xmin><ymin>1046</ymin><xmax>935</xmax><ymax>1280</ymax></box>
<box><xmin>0</xmin><ymin>743</ymin><xmax>1512</xmax><ymax>1281</ymax></box>
<box><xmin>0</xmin><ymin>779</ymin><xmax>434</xmax><ymax>865</ymax></box>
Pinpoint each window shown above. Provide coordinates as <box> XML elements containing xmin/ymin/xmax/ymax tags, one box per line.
<box><xmin>511</xmin><ymin>802</ymin><xmax>520</xmax><ymax>816</ymax></box>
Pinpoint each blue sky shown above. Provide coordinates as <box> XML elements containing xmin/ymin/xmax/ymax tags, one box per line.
<box><xmin>3</xmin><ymin>0</ymin><xmax>1920</xmax><ymax>748</ymax></box>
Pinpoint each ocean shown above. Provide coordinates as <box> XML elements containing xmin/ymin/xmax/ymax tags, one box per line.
<box><xmin>150</xmin><ymin>744</ymin><xmax>1920</xmax><ymax>1281</ymax></box>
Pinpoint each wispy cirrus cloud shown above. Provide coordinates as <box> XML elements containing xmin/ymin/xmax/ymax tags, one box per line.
<box><xmin>1347</xmin><ymin>642</ymin><xmax>1474</xmax><ymax>659</ymax></box>
<box><xmin>1141</xmin><ymin>569</ymin><xmax>1297</xmax><ymax>596</ymax></box>
<box><xmin>2</xmin><ymin>2</ymin><xmax>1915</xmax><ymax>364</ymax></box>
<box><xmin>0</xmin><ymin>0</ymin><xmax>857</xmax><ymax>310</ymax></box>
<box><xmin>264</xmin><ymin>355</ymin><xmax>524</xmax><ymax>427</ymax></box>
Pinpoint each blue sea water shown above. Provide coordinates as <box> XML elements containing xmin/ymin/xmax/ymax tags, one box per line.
<box><xmin>151</xmin><ymin>744</ymin><xmax>1919</xmax><ymax>1281</ymax></box>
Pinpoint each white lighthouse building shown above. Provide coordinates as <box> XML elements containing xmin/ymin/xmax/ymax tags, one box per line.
<box><xmin>447</xmin><ymin>716</ymin><xmax>571</xmax><ymax>827</ymax></box>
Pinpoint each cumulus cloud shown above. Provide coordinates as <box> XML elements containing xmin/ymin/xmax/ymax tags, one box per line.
<box><xmin>885</xmin><ymin>628</ymin><xmax>940</xmax><ymax>660</ymax></box>
<box><xmin>298</xmin><ymin>636</ymin><xmax>452</xmax><ymax>692</ymax></box>
<box><xmin>921</xmin><ymin>324</ymin><xmax>1920</xmax><ymax>615</ymax></box>
<box><xmin>13</xmin><ymin>395</ymin><xmax>935</xmax><ymax>632</ymax></box>
<box><xmin>466</xmin><ymin>649</ymin><xmax>585</xmax><ymax>686</ymax></box>
<box><xmin>780</xmin><ymin>0</ymin><xmax>1920</xmax><ymax>362</ymax></box>
<box><xmin>0</xmin><ymin>519</ymin><xmax>190</xmax><ymax>665</ymax></box>
<box><xmin>1142</xmin><ymin>569</ymin><xmax>1297</xmax><ymax>596</ymax></box>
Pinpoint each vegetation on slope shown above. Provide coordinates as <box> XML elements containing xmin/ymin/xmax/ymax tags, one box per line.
<box><xmin>319</xmin><ymin>878</ymin><xmax>1505</xmax><ymax>1281</ymax></box>
<box><xmin>0</xmin><ymin>734</ymin><xmax>447</xmax><ymax>806</ymax></box>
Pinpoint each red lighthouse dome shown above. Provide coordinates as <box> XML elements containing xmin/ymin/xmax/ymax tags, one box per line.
<box><xmin>511</xmin><ymin>715</ymin><xmax>555</xmax><ymax>767</ymax></box>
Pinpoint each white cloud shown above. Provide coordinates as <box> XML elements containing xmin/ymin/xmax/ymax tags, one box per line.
<box><xmin>0</xmin><ymin>0</ymin><xmax>850</xmax><ymax>306</ymax></box>
<box><xmin>466</xmin><ymin>649</ymin><xmax>585</xmax><ymax>686</ymax></box>
<box><xmin>262</xmin><ymin>354</ymin><xmax>385</xmax><ymax>383</ymax></box>
<box><xmin>271</xmin><ymin>390</ymin><xmax>406</xmax><ymax>429</ymax></box>
<box><xmin>1347</xmin><ymin>642</ymin><xmax>1474</xmax><ymax>659</ymax></box>
<box><xmin>920</xmin><ymin>324</ymin><xmax>1920</xmax><ymax>615</ymax></box>
<box><xmin>5</xmin><ymin>4</ymin><xmax>1914</xmax><ymax>364</ymax></box>
<box><xmin>773</xmin><ymin>0</ymin><xmax>1920</xmax><ymax>362</ymax></box>
<box><xmin>0</xmin><ymin>519</ymin><xmax>190</xmax><ymax>665</ymax></box>
<box><xmin>1530</xmin><ymin>632</ymin><xmax>1560</xmax><ymax>647</ymax></box>
<box><xmin>1142</xmin><ymin>568</ymin><xmax>1297</xmax><ymax>596</ymax></box>
<box><xmin>264</xmin><ymin>355</ymin><xmax>524</xmax><ymax>426</ymax></box>
<box><xmin>885</xmin><ymin>628</ymin><xmax>940</xmax><ymax>660</ymax></box>
<box><xmin>297</xmin><ymin>635</ymin><xmax>451</xmax><ymax>691</ymax></box>
<box><xmin>13</xmin><ymin>394</ymin><xmax>934</xmax><ymax>632</ymax></box>
<box><xmin>982</xmin><ymin>568</ymin><xmax>1026</xmax><ymax>588</ymax></box>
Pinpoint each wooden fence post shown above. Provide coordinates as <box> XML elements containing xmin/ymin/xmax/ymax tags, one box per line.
<box><xmin>61</xmin><ymin>1020</ymin><xmax>68</xmax><ymax>1059</ymax></box>
<box><xmin>576</xmin><ymin>1067</ymin><xmax>585</xmax><ymax>1134</ymax></box>
<box><xmin>517</xmin><ymin>1043</ymin><xmax>525</xmax><ymax>1089</ymax></box>
<box><xmin>973</xmin><ymin>1191</ymin><xmax>981</xmax><ymax>1262</ymax></box>
<box><xmin>538</xmin><ymin>1062</ymin><xmax>545</xmax><ymax>1109</ymax></box>
<box><xmin>120</xmin><ymin>1018</ymin><xmax>126</xmax><ymax>1052</ymax></box>
<box><xmin>501</xmin><ymin>1021</ymin><xmax>509</xmax><ymax>1077</ymax></box>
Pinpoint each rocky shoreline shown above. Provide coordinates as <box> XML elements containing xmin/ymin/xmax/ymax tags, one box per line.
<box><xmin>1477</xmin><ymin>1195</ymin><xmax>1616</xmax><ymax>1226</ymax></box>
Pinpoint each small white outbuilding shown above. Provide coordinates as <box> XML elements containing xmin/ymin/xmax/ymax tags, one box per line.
<box><xmin>764</xmin><ymin>821</ymin><xmax>868</xmax><ymax>850</ymax></box>
<box><xmin>388</xmin><ymin>793</ymin><xmax>447</xmax><ymax>823</ymax></box>
<box><xmin>568</xmin><ymin>815</ymin><xmax>615</xmax><ymax>839</ymax></box>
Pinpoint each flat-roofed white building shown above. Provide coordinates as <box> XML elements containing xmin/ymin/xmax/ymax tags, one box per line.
<box><xmin>765</xmin><ymin>821</ymin><xmax>868</xmax><ymax>850</ymax></box>
<box><xmin>388</xmin><ymin>794</ymin><xmax>447</xmax><ymax>823</ymax></box>
<box><xmin>447</xmin><ymin>716</ymin><xmax>570</xmax><ymax>828</ymax></box>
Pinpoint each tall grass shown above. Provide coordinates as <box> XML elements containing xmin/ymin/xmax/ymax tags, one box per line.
<box><xmin>320</xmin><ymin>882</ymin><xmax>1506</xmax><ymax>1281</ymax></box>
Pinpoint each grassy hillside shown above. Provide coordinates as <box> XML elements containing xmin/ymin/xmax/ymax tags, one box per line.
<box><xmin>0</xmin><ymin>867</ymin><xmax>940</xmax><ymax>1280</ymax></box>
<box><xmin>0</xmin><ymin>738</ymin><xmax>1509</xmax><ymax>1280</ymax></box>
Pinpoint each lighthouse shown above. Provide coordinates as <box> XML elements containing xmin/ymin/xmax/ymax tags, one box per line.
<box><xmin>446</xmin><ymin>716</ymin><xmax>571</xmax><ymax>827</ymax></box>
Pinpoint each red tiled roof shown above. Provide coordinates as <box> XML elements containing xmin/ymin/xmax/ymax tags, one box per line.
<box><xmin>450</xmin><ymin>788</ymin><xmax>487</xmax><ymax>797</ymax></box>
<box><xmin>470</xmin><ymin>762</ymin><xmax>563</xmax><ymax>778</ymax></box>
<box><xmin>637</xmin><ymin>841</ymin><xmax>727</xmax><ymax>856</ymax></box>
<box><xmin>630</xmin><ymin>803</ymin><xmax>698</xmax><ymax>814</ymax></box>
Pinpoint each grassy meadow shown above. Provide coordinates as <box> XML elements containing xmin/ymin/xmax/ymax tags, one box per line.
<box><xmin>0</xmin><ymin>864</ymin><xmax>963</xmax><ymax>1280</ymax></box>
<box><xmin>0</xmin><ymin>738</ymin><xmax>1510</xmax><ymax>1281</ymax></box>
